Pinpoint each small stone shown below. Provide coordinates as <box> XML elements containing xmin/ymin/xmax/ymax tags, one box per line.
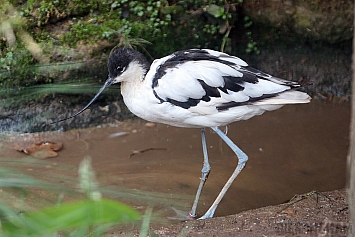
<box><xmin>145</xmin><ymin>122</ymin><xmax>156</xmax><ymax>128</ymax></box>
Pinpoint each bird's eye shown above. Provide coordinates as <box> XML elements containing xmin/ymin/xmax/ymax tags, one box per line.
<box><xmin>117</xmin><ymin>66</ymin><xmax>125</xmax><ymax>73</ymax></box>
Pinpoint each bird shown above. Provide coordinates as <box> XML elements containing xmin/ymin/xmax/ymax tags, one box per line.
<box><xmin>52</xmin><ymin>47</ymin><xmax>311</xmax><ymax>220</ymax></box>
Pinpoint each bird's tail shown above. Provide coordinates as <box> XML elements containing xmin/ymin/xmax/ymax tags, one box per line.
<box><xmin>254</xmin><ymin>91</ymin><xmax>311</xmax><ymax>105</ymax></box>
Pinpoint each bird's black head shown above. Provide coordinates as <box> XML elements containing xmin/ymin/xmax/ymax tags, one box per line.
<box><xmin>108</xmin><ymin>47</ymin><xmax>150</xmax><ymax>82</ymax></box>
<box><xmin>50</xmin><ymin>47</ymin><xmax>149</xmax><ymax>124</ymax></box>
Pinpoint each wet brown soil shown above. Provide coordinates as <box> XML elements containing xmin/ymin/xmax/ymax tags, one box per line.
<box><xmin>0</xmin><ymin>99</ymin><xmax>350</xmax><ymax>236</ymax></box>
<box><xmin>140</xmin><ymin>189</ymin><xmax>349</xmax><ymax>237</ymax></box>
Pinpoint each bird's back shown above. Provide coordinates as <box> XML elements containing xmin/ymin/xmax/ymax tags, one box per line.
<box><xmin>123</xmin><ymin>49</ymin><xmax>310</xmax><ymax>128</ymax></box>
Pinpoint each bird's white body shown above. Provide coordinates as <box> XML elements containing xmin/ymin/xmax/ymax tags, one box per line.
<box><xmin>118</xmin><ymin>49</ymin><xmax>310</xmax><ymax>128</ymax></box>
<box><xmin>60</xmin><ymin>47</ymin><xmax>310</xmax><ymax>219</ymax></box>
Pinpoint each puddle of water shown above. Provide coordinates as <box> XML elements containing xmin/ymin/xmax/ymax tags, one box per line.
<box><xmin>0</xmin><ymin>100</ymin><xmax>349</xmax><ymax>222</ymax></box>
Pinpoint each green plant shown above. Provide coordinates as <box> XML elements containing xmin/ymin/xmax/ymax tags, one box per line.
<box><xmin>1</xmin><ymin>199</ymin><xmax>140</xmax><ymax>236</ymax></box>
<box><xmin>189</xmin><ymin>1</ymin><xmax>242</xmax><ymax>52</ymax></box>
<box><xmin>111</xmin><ymin>0</ymin><xmax>174</xmax><ymax>35</ymax></box>
<box><xmin>0</xmin><ymin>51</ymin><xmax>13</xmax><ymax>71</ymax></box>
<box><xmin>0</xmin><ymin>157</ymin><xmax>140</xmax><ymax>237</ymax></box>
<box><xmin>0</xmin><ymin>1</ymin><xmax>51</xmax><ymax>89</ymax></box>
<box><xmin>0</xmin><ymin>0</ymin><xmax>262</xmax><ymax>95</ymax></box>
<box><xmin>243</xmin><ymin>16</ymin><xmax>260</xmax><ymax>54</ymax></box>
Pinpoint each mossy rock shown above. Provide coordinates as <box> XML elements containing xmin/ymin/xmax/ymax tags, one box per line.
<box><xmin>243</xmin><ymin>0</ymin><xmax>353</xmax><ymax>44</ymax></box>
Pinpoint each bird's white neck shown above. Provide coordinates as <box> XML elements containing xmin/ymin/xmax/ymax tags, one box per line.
<box><xmin>119</xmin><ymin>61</ymin><xmax>148</xmax><ymax>112</ymax></box>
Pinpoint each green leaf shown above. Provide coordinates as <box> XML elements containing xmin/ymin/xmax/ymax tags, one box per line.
<box><xmin>206</xmin><ymin>4</ymin><xmax>225</xmax><ymax>18</ymax></box>
<box><xmin>160</xmin><ymin>5</ymin><xmax>182</xmax><ymax>14</ymax></box>
<box><xmin>2</xmin><ymin>199</ymin><xmax>140</xmax><ymax>236</ymax></box>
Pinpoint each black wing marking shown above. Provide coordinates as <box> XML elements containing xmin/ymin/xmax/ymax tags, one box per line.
<box><xmin>240</xmin><ymin>66</ymin><xmax>300</xmax><ymax>88</ymax></box>
<box><xmin>216</xmin><ymin>93</ymin><xmax>281</xmax><ymax>111</ymax></box>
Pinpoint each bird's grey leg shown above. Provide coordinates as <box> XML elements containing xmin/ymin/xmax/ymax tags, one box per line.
<box><xmin>189</xmin><ymin>128</ymin><xmax>210</xmax><ymax>218</ymax></box>
<box><xmin>198</xmin><ymin>126</ymin><xmax>248</xmax><ymax>220</ymax></box>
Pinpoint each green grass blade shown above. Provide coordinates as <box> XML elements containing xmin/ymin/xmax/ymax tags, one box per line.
<box><xmin>2</xmin><ymin>199</ymin><xmax>140</xmax><ymax>236</ymax></box>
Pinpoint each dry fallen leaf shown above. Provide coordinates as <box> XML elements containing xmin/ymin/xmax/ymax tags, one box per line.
<box><xmin>14</xmin><ymin>141</ymin><xmax>63</xmax><ymax>159</ymax></box>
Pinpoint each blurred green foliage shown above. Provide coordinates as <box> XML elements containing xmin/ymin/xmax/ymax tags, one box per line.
<box><xmin>0</xmin><ymin>157</ymin><xmax>140</xmax><ymax>237</ymax></box>
<box><xmin>1</xmin><ymin>199</ymin><xmax>140</xmax><ymax>236</ymax></box>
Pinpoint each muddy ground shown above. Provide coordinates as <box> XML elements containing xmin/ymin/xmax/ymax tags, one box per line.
<box><xmin>121</xmin><ymin>189</ymin><xmax>349</xmax><ymax>237</ymax></box>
